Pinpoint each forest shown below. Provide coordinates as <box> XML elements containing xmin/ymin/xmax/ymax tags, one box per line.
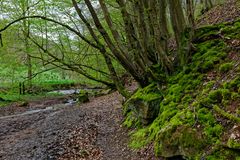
<box><xmin>0</xmin><ymin>0</ymin><xmax>239</xmax><ymax>159</ymax></box>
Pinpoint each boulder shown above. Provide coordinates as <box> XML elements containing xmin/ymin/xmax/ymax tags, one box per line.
<box><xmin>124</xmin><ymin>84</ymin><xmax>162</xmax><ymax>125</ymax></box>
<box><xmin>78</xmin><ymin>91</ymin><xmax>89</xmax><ymax>103</ymax></box>
<box><xmin>155</xmin><ymin>125</ymin><xmax>206</xmax><ymax>158</ymax></box>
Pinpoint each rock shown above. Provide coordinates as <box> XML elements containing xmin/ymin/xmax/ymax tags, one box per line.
<box><xmin>78</xmin><ymin>91</ymin><xmax>89</xmax><ymax>103</ymax></box>
<box><xmin>124</xmin><ymin>84</ymin><xmax>162</xmax><ymax>125</ymax></box>
<box><xmin>226</xmin><ymin>125</ymin><xmax>240</xmax><ymax>149</ymax></box>
<box><xmin>155</xmin><ymin>125</ymin><xmax>206</xmax><ymax>158</ymax></box>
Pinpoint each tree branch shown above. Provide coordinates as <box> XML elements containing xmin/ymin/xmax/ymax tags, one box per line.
<box><xmin>0</xmin><ymin>15</ymin><xmax>100</xmax><ymax>50</ymax></box>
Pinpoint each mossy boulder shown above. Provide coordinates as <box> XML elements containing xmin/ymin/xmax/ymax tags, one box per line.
<box><xmin>155</xmin><ymin>125</ymin><xmax>206</xmax><ymax>158</ymax></box>
<box><xmin>78</xmin><ymin>90</ymin><xmax>89</xmax><ymax>103</ymax></box>
<box><xmin>124</xmin><ymin>84</ymin><xmax>163</xmax><ymax>125</ymax></box>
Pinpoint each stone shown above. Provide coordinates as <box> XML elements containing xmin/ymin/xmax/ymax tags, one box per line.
<box><xmin>78</xmin><ymin>91</ymin><xmax>89</xmax><ymax>103</ymax></box>
<box><xmin>124</xmin><ymin>84</ymin><xmax>162</xmax><ymax>125</ymax></box>
<box><xmin>155</xmin><ymin>125</ymin><xmax>206</xmax><ymax>158</ymax></box>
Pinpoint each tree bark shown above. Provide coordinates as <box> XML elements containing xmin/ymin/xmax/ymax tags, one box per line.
<box><xmin>169</xmin><ymin>0</ymin><xmax>187</xmax><ymax>66</ymax></box>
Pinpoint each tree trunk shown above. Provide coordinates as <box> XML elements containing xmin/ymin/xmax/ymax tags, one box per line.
<box><xmin>169</xmin><ymin>0</ymin><xmax>187</xmax><ymax>66</ymax></box>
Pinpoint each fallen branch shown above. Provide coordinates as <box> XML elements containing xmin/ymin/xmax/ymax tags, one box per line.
<box><xmin>213</xmin><ymin>105</ymin><xmax>240</xmax><ymax>123</ymax></box>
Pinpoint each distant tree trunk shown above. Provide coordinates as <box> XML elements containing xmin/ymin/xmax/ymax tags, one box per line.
<box><xmin>22</xmin><ymin>0</ymin><xmax>33</xmax><ymax>92</ymax></box>
<box><xmin>201</xmin><ymin>0</ymin><xmax>214</xmax><ymax>13</ymax></box>
<box><xmin>186</xmin><ymin>0</ymin><xmax>195</xmax><ymax>29</ymax></box>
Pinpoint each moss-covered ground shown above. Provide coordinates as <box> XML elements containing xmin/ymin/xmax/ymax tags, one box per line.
<box><xmin>124</xmin><ymin>19</ymin><xmax>240</xmax><ymax>159</ymax></box>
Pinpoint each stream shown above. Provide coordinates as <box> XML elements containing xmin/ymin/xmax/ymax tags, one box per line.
<box><xmin>0</xmin><ymin>88</ymin><xmax>103</xmax><ymax>120</ymax></box>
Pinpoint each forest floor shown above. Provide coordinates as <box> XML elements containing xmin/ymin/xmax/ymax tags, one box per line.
<box><xmin>0</xmin><ymin>91</ymin><xmax>158</xmax><ymax>160</ymax></box>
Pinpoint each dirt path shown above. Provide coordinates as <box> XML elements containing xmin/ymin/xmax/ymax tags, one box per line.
<box><xmin>0</xmin><ymin>92</ymin><xmax>158</xmax><ymax>160</ymax></box>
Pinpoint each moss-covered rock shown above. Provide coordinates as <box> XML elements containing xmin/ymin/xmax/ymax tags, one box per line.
<box><xmin>155</xmin><ymin>125</ymin><xmax>206</xmax><ymax>158</ymax></box>
<box><xmin>78</xmin><ymin>90</ymin><xmax>89</xmax><ymax>103</ymax></box>
<box><xmin>123</xmin><ymin>84</ymin><xmax>163</xmax><ymax>125</ymax></box>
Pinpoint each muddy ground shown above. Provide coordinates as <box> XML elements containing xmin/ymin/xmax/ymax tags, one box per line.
<box><xmin>0</xmin><ymin>92</ymin><xmax>159</xmax><ymax>160</ymax></box>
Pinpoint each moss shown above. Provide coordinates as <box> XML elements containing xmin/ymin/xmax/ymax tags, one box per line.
<box><xmin>123</xmin><ymin>111</ymin><xmax>141</xmax><ymax>128</ymax></box>
<box><xmin>227</xmin><ymin>139</ymin><xmax>240</xmax><ymax>149</ymax></box>
<box><xmin>182</xmin><ymin>95</ymin><xmax>193</xmax><ymax>103</ymax></box>
<box><xmin>231</xmin><ymin>92</ymin><xmax>240</xmax><ymax>101</ymax></box>
<box><xmin>131</xmin><ymin>83</ymin><xmax>162</xmax><ymax>101</ymax></box>
<box><xmin>198</xmin><ymin>108</ymin><xmax>215</xmax><ymax>124</ymax></box>
<box><xmin>221</xmin><ymin>19</ymin><xmax>240</xmax><ymax>39</ymax></box>
<box><xmin>221</xmin><ymin>89</ymin><xmax>232</xmax><ymax>100</ymax></box>
<box><xmin>194</xmin><ymin>25</ymin><xmax>221</xmax><ymax>42</ymax></box>
<box><xmin>208</xmin><ymin>90</ymin><xmax>223</xmax><ymax>103</ymax></box>
<box><xmin>204</xmin><ymin>124</ymin><xmax>223</xmax><ymax>140</ymax></box>
<box><xmin>154</xmin><ymin>125</ymin><xmax>206</xmax><ymax>158</ymax></box>
<box><xmin>205</xmin><ymin>81</ymin><xmax>216</xmax><ymax>89</ymax></box>
<box><xmin>192</xmin><ymin>39</ymin><xmax>227</xmax><ymax>73</ymax></box>
<box><xmin>129</xmin><ymin>128</ymin><xmax>149</xmax><ymax>148</ymax></box>
<box><xmin>213</xmin><ymin>105</ymin><xmax>240</xmax><ymax>123</ymax></box>
<box><xmin>206</xmin><ymin>148</ymin><xmax>239</xmax><ymax>160</ymax></box>
<box><xmin>201</xmin><ymin>61</ymin><xmax>215</xmax><ymax>72</ymax></box>
<box><xmin>223</xmin><ymin>77</ymin><xmax>240</xmax><ymax>91</ymax></box>
<box><xmin>123</xmin><ymin>83</ymin><xmax>163</xmax><ymax>125</ymax></box>
<box><xmin>219</xmin><ymin>62</ymin><xmax>234</xmax><ymax>73</ymax></box>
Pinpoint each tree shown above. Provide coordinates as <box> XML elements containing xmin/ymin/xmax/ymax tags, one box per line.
<box><xmin>0</xmin><ymin>0</ymin><xmax>199</xmax><ymax>97</ymax></box>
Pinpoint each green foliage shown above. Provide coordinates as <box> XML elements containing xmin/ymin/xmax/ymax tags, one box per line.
<box><xmin>131</xmin><ymin>84</ymin><xmax>162</xmax><ymax>102</ymax></box>
<box><xmin>206</xmin><ymin>148</ymin><xmax>240</xmax><ymax>160</ymax></box>
<box><xmin>219</xmin><ymin>62</ymin><xmax>234</xmax><ymax>73</ymax></box>
<box><xmin>123</xmin><ymin>112</ymin><xmax>140</xmax><ymax>128</ymax></box>
<box><xmin>129</xmin><ymin>128</ymin><xmax>149</xmax><ymax>149</ymax></box>
<box><xmin>227</xmin><ymin>138</ymin><xmax>240</xmax><ymax>149</ymax></box>
<box><xmin>220</xmin><ymin>19</ymin><xmax>240</xmax><ymax>39</ymax></box>
<box><xmin>213</xmin><ymin>105</ymin><xmax>240</xmax><ymax>123</ymax></box>
<box><xmin>208</xmin><ymin>90</ymin><xmax>223</xmax><ymax>103</ymax></box>
<box><xmin>223</xmin><ymin>77</ymin><xmax>240</xmax><ymax>91</ymax></box>
<box><xmin>192</xmin><ymin>40</ymin><xmax>227</xmax><ymax>73</ymax></box>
